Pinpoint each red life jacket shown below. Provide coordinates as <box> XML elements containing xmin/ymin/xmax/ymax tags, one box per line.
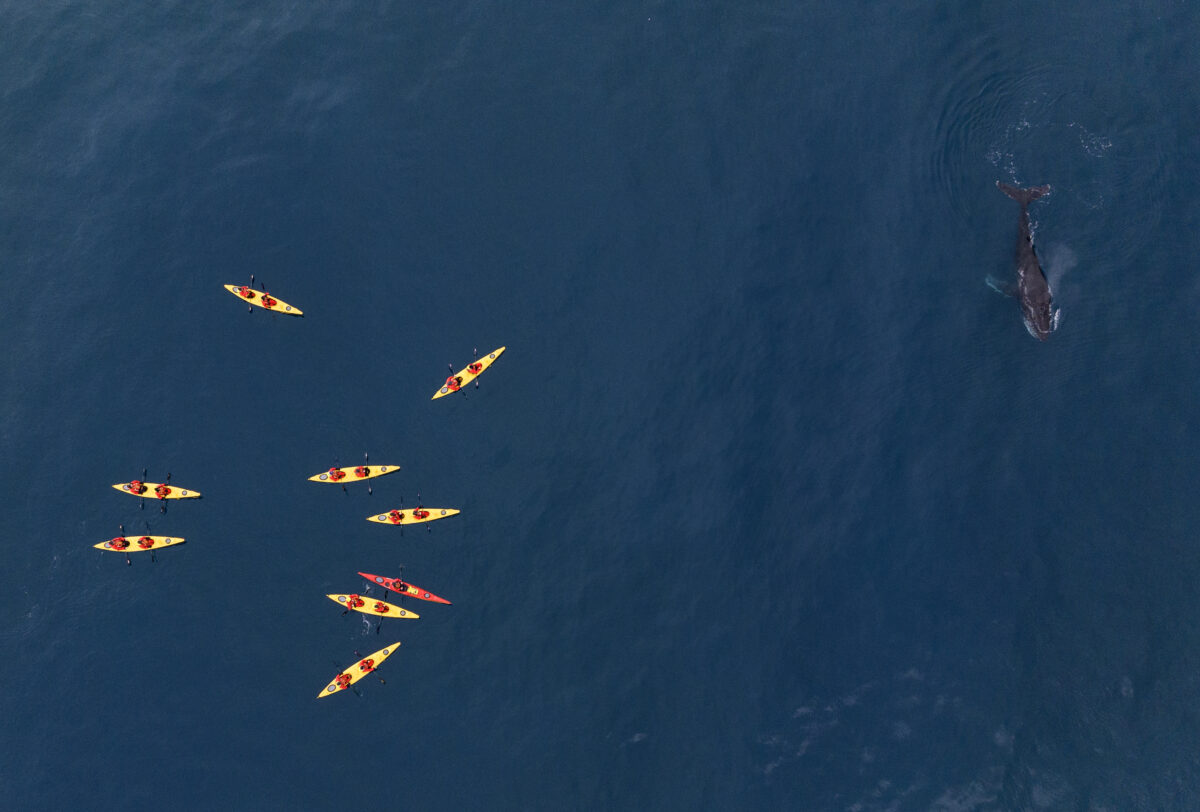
<box><xmin>413</xmin><ymin>509</ymin><xmax>430</xmax><ymax>519</ymax></box>
<box><xmin>155</xmin><ymin>484</ymin><xmax>171</xmax><ymax>498</ymax></box>
<box><xmin>468</xmin><ymin>362</ymin><xmax>483</xmax><ymax>375</ymax></box>
<box><xmin>110</xmin><ymin>537</ymin><xmax>129</xmax><ymax>550</ymax></box>
<box><xmin>129</xmin><ymin>480</ymin><xmax>146</xmax><ymax>494</ymax></box>
<box><xmin>328</xmin><ymin>468</ymin><xmax>345</xmax><ymax>481</ymax></box>
<box><xmin>354</xmin><ymin>466</ymin><xmax>369</xmax><ymax>478</ymax></box>
<box><xmin>374</xmin><ymin>602</ymin><xmax>390</xmax><ymax>613</ymax></box>
<box><xmin>336</xmin><ymin>674</ymin><xmax>352</xmax><ymax>688</ymax></box>
<box><xmin>347</xmin><ymin>594</ymin><xmax>364</xmax><ymax>608</ymax></box>
<box><xmin>261</xmin><ymin>295</ymin><xmax>276</xmax><ymax>308</ymax></box>
<box><xmin>359</xmin><ymin>658</ymin><xmax>375</xmax><ymax>672</ymax></box>
<box><xmin>388</xmin><ymin>510</ymin><xmax>403</xmax><ymax>524</ymax></box>
<box><xmin>239</xmin><ymin>286</ymin><xmax>255</xmax><ymax>299</ymax></box>
<box><xmin>137</xmin><ymin>536</ymin><xmax>155</xmax><ymax>549</ymax></box>
<box><xmin>445</xmin><ymin>376</ymin><xmax>461</xmax><ymax>391</ymax></box>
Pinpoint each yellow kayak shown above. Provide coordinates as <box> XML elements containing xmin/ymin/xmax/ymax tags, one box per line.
<box><xmin>223</xmin><ymin>284</ymin><xmax>303</xmax><ymax>315</ymax></box>
<box><xmin>326</xmin><ymin>594</ymin><xmax>418</xmax><ymax>619</ymax></box>
<box><xmin>367</xmin><ymin>507</ymin><xmax>460</xmax><ymax>526</ymax></box>
<box><xmin>432</xmin><ymin>346</ymin><xmax>506</xmax><ymax>399</ymax></box>
<box><xmin>308</xmin><ymin>464</ymin><xmax>399</xmax><ymax>484</ymax></box>
<box><xmin>95</xmin><ymin>535</ymin><xmax>185</xmax><ymax>552</ymax></box>
<box><xmin>318</xmin><ymin>642</ymin><xmax>400</xmax><ymax>698</ymax></box>
<box><xmin>112</xmin><ymin>481</ymin><xmax>201</xmax><ymax>500</ymax></box>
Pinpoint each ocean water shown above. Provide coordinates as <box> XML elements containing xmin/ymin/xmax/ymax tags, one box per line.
<box><xmin>3</xmin><ymin>2</ymin><xmax>1200</xmax><ymax>809</ymax></box>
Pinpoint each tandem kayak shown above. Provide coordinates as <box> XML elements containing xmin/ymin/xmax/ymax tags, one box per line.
<box><xmin>326</xmin><ymin>594</ymin><xmax>418</xmax><ymax>619</ymax></box>
<box><xmin>112</xmin><ymin>481</ymin><xmax>200</xmax><ymax>499</ymax></box>
<box><xmin>318</xmin><ymin>642</ymin><xmax>400</xmax><ymax>698</ymax></box>
<box><xmin>432</xmin><ymin>346</ymin><xmax>506</xmax><ymax>399</ymax></box>
<box><xmin>309</xmin><ymin>464</ymin><xmax>399</xmax><ymax>484</ymax></box>
<box><xmin>95</xmin><ymin>535</ymin><xmax>185</xmax><ymax>552</ymax></box>
<box><xmin>223</xmin><ymin>284</ymin><xmax>303</xmax><ymax>315</ymax></box>
<box><xmin>366</xmin><ymin>507</ymin><xmax>459</xmax><ymax>526</ymax></box>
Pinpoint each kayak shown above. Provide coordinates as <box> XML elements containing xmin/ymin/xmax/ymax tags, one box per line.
<box><xmin>366</xmin><ymin>507</ymin><xmax>460</xmax><ymax>526</ymax></box>
<box><xmin>358</xmin><ymin>572</ymin><xmax>451</xmax><ymax>605</ymax></box>
<box><xmin>432</xmin><ymin>346</ymin><xmax>506</xmax><ymax>399</ymax></box>
<box><xmin>112</xmin><ymin>481</ymin><xmax>201</xmax><ymax>499</ymax></box>
<box><xmin>95</xmin><ymin>535</ymin><xmax>185</xmax><ymax>552</ymax></box>
<box><xmin>318</xmin><ymin>642</ymin><xmax>400</xmax><ymax>698</ymax></box>
<box><xmin>223</xmin><ymin>284</ymin><xmax>303</xmax><ymax>316</ymax></box>
<box><xmin>309</xmin><ymin>464</ymin><xmax>399</xmax><ymax>484</ymax></box>
<box><xmin>326</xmin><ymin>594</ymin><xmax>418</xmax><ymax>619</ymax></box>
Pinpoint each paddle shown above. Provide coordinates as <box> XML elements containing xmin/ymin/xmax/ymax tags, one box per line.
<box><xmin>120</xmin><ymin>523</ymin><xmax>131</xmax><ymax>566</ymax></box>
<box><xmin>334</xmin><ymin>456</ymin><xmax>346</xmax><ymax>494</ymax></box>
<box><xmin>248</xmin><ymin>274</ymin><xmax>255</xmax><ymax>313</ymax></box>
<box><xmin>364</xmin><ymin>452</ymin><xmax>372</xmax><ymax>496</ymax></box>
<box><xmin>159</xmin><ymin>471</ymin><xmax>171</xmax><ymax>514</ymax></box>
<box><xmin>140</xmin><ymin>468</ymin><xmax>147</xmax><ymax>511</ymax></box>
<box><xmin>417</xmin><ymin>493</ymin><xmax>431</xmax><ymax>534</ymax></box>
<box><xmin>474</xmin><ymin>347</ymin><xmax>480</xmax><ymax>389</ymax></box>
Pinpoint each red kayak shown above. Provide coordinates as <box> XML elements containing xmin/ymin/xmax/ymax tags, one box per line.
<box><xmin>358</xmin><ymin>572</ymin><xmax>451</xmax><ymax>605</ymax></box>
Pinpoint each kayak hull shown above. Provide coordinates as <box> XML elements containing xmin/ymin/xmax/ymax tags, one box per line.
<box><xmin>358</xmin><ymin>572</ymin><xmax>451</xmax><ymax>605</ymax></box>
<box><xmin>318</xmin><ymin>642</ymin><xmax>400</xmax><ymax>697</ymax></box>
<box><xmin>223</xmin><ymin>284</ymin><xmax>303</xmax><ymax>315</ymax></box>
<box><xmin>309</xmin><ymin>465</ymin><xmax>399</xmax><ymax>483</ymax></box>
<box><xmin>326</xmin><ymin>594</ymin><xmax>418</xmax><ymax>619</ymax></box>
<box><xmin>112</xmin><ymin>482</ymin><xmax>201</xmax><ymax>499</ymax></box>
<box><xmin>366</xmin><ymin>508</ymin><xmax>459</xmax><ymax>526</ymax></box>
<box><xmin>95</xmin><ymin>536</ymin><xmax>185</xmax><ymax>553</ymax></box>
<box><xmin>432</xmin><ymin>346</ymin><xmax>506</xmax><ymax>399</ymax></box>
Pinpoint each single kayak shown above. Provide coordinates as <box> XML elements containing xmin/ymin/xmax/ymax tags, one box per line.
<box><xmin>366</xmin><ymin>507</ymin><xmax>459</xmax><ymax>526</ymax></box>
<box><xmin>358</xmin><ymin>572</ymin><xmax>451</xmax><ymax>605</ymax></box>
<box><xmin>95</xmin><ymin>535</ymin><xmax>185</xmax><ymax>552</ymax></box>
<box><xmin>309</xmin><ymin>464</ymin><xmax>399</xmax><ymax>484</ymax></box>
<box><xmin>326</xmin><ymin>594</ymin><xmax>418</xmax><ymax>619</ymax></box>
<box><xmin>432</xmin><ymin>346</ymin><xmax>506</xmax><ymax>399</ymax></box>
<box><xmin>223</xmin><ymin>284</ymin><xmax>303</xmax><ymax>315</ymax></box>
<box><xmin>113</xmin><ymin>481</ymin><xmax>201</xmax><ymax>499</ymax></box>
<box><xmin>318</xmin><ymin>642</ymin><xmax>400</xmax><ymax>698</ymax></box>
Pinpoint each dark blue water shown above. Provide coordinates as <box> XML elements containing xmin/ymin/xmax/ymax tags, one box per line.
<box><xmin>4</xmin><ymin>2</ymin><xmax>1200</xmax><ymax>808</ymax></box>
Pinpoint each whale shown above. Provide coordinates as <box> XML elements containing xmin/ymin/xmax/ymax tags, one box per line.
<box><xmin>996</xmin><ymin>181</ymin><xmax>1056</xmax><ymax>340</ymax></box>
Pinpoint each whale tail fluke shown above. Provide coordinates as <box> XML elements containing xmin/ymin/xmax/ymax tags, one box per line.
<box><xmin>997</xmin><ymin>181</ymin><xmax>1050</xmax><ymax>205</ymax></box>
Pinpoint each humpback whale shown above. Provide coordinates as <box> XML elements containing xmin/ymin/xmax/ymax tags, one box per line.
<box><xmin>996</xmin><ymin>181</ymin><xmax>1056</xmax><ymax>340</ymax></box>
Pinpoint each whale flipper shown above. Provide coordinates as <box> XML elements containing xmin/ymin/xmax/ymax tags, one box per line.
<box><xmin>986</xmin><ymin>275</ymin><xmax>1016</xmax><ymax>297</ymax></box>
